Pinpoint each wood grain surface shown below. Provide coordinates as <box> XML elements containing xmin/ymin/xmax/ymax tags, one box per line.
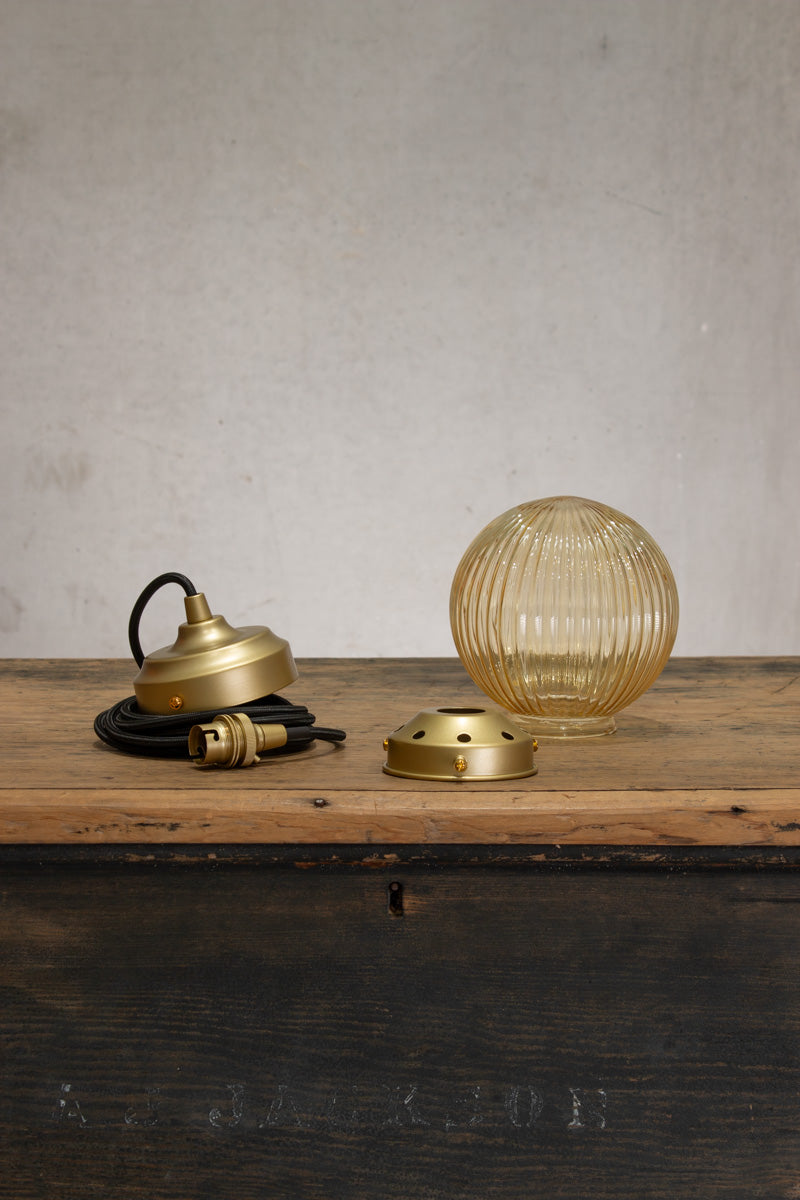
<box><xmin>2</xmin><ymin>863</ymin><xmax>800</xmax><ymax>1199</ymax></box>
<box><xmin>1</xmin><ymin>657</ymin><xmax>799</xmax><ymax>844</ymax></box>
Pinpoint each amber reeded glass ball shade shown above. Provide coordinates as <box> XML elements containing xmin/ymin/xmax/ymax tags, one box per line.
<box><xmin>449</xmin><ymin>496</ymin><xmax>679</xmax><ymax>737</ymax></box>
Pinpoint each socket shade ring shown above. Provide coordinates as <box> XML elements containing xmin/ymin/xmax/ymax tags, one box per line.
<box><xmin>383</xmin><ymin>707</ymin><xmax>538</xmax><ymax>782</ymax></box>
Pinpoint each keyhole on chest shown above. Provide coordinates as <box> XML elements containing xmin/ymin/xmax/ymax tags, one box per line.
<box><xmin>388</xmin><ymin>880</ymin><xmax>404</xmax><ymax>917</ymax></box>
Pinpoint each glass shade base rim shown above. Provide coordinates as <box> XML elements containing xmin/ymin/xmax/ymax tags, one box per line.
<box><xmin>511</xmin><ymin>713</ymin><xmax>617</xmax><ymax>739</ymax></box>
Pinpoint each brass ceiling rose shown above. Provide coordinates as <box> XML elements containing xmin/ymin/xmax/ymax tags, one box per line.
<box><xmin>133</xmin><ymin>591</ymin><xmax>298</xmax><ymax>715</ymax></box>
<box><xmin>383</xmin><ymin>707</ymin><xmax>538</xmax><ymax>782</ymax></box>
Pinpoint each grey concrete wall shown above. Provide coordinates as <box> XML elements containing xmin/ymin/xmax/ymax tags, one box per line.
<box><xmin>1</xmin><ymin>0</ymin><xmax>798</xmax><ymax>659</ymax></box>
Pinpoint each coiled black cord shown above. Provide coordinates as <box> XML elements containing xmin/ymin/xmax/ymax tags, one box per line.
<box><xmin>94</xmin><ymin>693</ymin><xmax>346</xmax><ymax>759</ymax></box>
<box><xmin>94</xmin><ymin>572</ymin><xmax>346</xmax><ymax>760</ymax></box>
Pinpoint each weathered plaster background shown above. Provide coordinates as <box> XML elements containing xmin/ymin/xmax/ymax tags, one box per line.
<box><xmin>1</xmin><ymin>1</ymin><xmax>798</xmax><ymax>657</ymax></box>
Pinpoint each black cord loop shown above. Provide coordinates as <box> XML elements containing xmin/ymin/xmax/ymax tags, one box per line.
<box><xmin>128</xmin><ymin>572</ymin><xmax>198</xmax><ymax>667</ymax></box>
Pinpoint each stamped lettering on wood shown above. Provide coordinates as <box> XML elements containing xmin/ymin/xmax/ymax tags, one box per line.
<box><xmin>50</xmin><ymin>1079</ymin><xmax>607</xmax><ymax>1135</ymax></box>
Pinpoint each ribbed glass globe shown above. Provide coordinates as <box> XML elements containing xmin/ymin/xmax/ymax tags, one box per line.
<box><xmin>450</xmin><ymin>496</ymin><xmax>679</xmax><ymax>737</ymax></box>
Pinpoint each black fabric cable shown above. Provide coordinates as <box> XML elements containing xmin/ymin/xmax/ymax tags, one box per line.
<box><xmin>94</xmin><ymin>692</ymin><xmax>345</xmax><ymax>759</ymax></box>
<box><xmin>127</xmin><ymin>571</ymin><xmax>198</xmax><ymax>668</ymax></box>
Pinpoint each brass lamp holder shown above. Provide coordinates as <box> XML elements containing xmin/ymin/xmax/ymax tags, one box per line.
<box><xmin>383</xmin><ymin>707</ymin><xmax>538</xmax><ymax>782</ymax></box>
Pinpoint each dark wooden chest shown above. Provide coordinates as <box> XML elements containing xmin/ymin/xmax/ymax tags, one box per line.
<box><xmin>1</xmin><ymin>657</ymin><xmax>799</xmax><ymax>1199</ymax></box>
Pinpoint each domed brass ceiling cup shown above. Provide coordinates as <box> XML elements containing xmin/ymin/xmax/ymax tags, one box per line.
<box><xmin>383</xmin><ymin>707</ymin><xmax>538</xmax><ymax>782</ymax></box>
<box><xmin>133</xmin><ymin>589</ymin><xmax>298</xmax><ymax>715</ymax></box>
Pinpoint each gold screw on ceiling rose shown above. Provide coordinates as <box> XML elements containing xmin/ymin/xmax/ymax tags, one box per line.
<box><xmin>168</xmin><ymin>696</ymin><xmax>184</xmax><ymax>710</ymax></box>
<box><xmin>454</xmin><ymin>756</ymin><xmax>467</xmax><ymax>772</ymax></box>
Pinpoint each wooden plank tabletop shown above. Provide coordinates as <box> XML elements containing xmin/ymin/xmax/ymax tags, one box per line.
<box><xmin>0</xmin><ymin>657</ymin><xmax>798</xmax><ymax>846</ymax></box>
